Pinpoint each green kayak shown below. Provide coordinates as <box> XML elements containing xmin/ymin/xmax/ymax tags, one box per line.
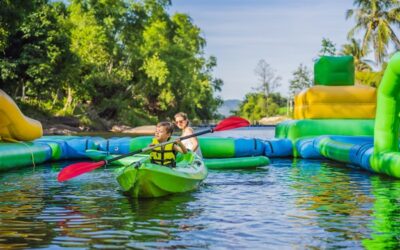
<box><xmin>114</xmin><ymin>152</ymin><xmax>207</xmax><ymax>198</ymax></box>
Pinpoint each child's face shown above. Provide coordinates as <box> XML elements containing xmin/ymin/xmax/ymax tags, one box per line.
<box><xmin>155</xmin><ymin>125</ymin><xmax>171</xmax><ymax>142</ymax></box>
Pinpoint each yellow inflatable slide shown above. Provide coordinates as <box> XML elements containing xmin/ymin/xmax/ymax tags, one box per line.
<box><xmin>0</xmin><ymin>89</ymin><xmax>43</xmax><ymax>141</ymax></box>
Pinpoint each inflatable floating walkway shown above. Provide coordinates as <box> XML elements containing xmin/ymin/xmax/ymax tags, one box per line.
<box><xmin>0</xmin><ymin>135</ymin><xmax>275</xmax><ymax>171</ymax></box>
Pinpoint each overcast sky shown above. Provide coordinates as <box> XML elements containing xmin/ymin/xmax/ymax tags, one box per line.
<box><xmin>169</xmin><ymin>0</ymin><xmax>356</xmax><ymax>100</ymax></box>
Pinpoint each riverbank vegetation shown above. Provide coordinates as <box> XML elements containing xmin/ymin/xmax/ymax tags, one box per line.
<box><xmin>0</xmin><ymin>0</ymin><xmax>222</xmax><ymax>129</ymax></box>
<box><xmin>1</xmin><ymin>0</ymin><xmax>399</xmax><ymax>129</ymax></box>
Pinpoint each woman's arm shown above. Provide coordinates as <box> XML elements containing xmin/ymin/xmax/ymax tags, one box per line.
<box><xmin>187</xmin><ymin>127</ymin><xmax>199</xmax><ymax>151</ymax></box>
<box><xmin>174</xmin><ymin>139</ymin><xmax>188</xmax><ymax>154</ymax></box>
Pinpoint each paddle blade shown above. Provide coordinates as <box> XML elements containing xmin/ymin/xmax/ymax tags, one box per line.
<box><xmin>214</xmin><ymin>116</ymin><xmax>250</xmax><ymax>131</ymax></box>
<box><xmin>57</xmin><ymin>161</ymin><xmax>106</xmax><ymax>182</ymax></box>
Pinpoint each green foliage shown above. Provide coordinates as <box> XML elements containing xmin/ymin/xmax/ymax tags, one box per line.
<box><xmin>289</xmin><ymin>64</ymin><xmax>313</xmax><ymax>97</ymax></box>
<box><xmin>346</xmin><ymin>0</ymin><xmax>400</xmax><ymax>66</ymax></box>
<box><xmin>340</xmin><ymin>38</ymin><xmax>373</xmax><ymax>71</ymax></box>
<box><xmin>355</xmin><ymin>70</ymin><xmax>384</xmax><ymax>87</ymax></box>
<box><xmin>0</xmin><ymin>1</ymin><xmax>74</xmax><ymax>102</ymax></box>
<box><xmin>319</xmin><ymin>38</ymin><xmax>337</xmax><ymax>56</ymax></box>
<box><xmin>118</xmin><ymin>106</ymin><xmax>158</xmax><ymax>127</ymax></box>
<box><xmin>278</xmin><ymin>107</ymin><xmax>288</xmax><ymax>116</ymax></box>
<box><xmin>235</xmin><ymin>59</ymin><xmax>287</xmax><ymax>123</ymax></box>
<box><xmin>0</xmin><ymin>0</ymin><xmax>222</xmax><ymax>129</ymax></box>
<box><xmin>235</xmin><ymin>92</ymin><xmax>287</xmax><ymax>123</ymax></box>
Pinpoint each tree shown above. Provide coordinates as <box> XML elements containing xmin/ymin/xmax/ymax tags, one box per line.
<box><xmin>0</xmin><ymin>0</ymin><xmax>47</xmax><ymax>97</ymax></box>
<box><xmin>0</xmin><ymin>1</ymin><xmax>75</xmax><ymax>104</ymax></box>
<box><xmin>356</xmin><ymin>70</ymin><xmax>385</xmax><ymax>87</ymax></box>
<box><xmin>346</xmin><ymin>0</ymin><xmax>400</xmax><ymax>66</ymax></box>
<box><xmin>252</xmin><ymin>60</ymin><xmax>281</xmax><ymax>117</ymax></box>
<box><xmin>0</xmin><ymin>0</ymin><xmax>41</xmax><ymax>53</ymax></box>
<box><xmin>254</xmin><ymin>59</ymin><xmax>281</xmax><ymax>96</ymax></box>
<box><xmin>127</xmin><ymin>2</ymin><xmax>222</xmax><ymax>121</ymax></box>
<box><xmin>68</xmin><ymin>1</ymin><xmax>120</xmax><ymax>114</ymax></box>
<box><xmin>319</xmin><ymin>38</ymin><xmax>337</xmax><ymax>56</ymax></box>
<box><xmin>0</xmin><ymin>0</ymin><xmax>223</xmax><ymax>127</ymax></box>
<box><xmin>235</xmin><ymin>92</ymin><xmax>285</xmax><ymax>122</ymax></box>
<box><xmin>289</xmin><ymin>64</ymin><xmax>313</xmax><ymax>97</ymax></box>
<box><xmin>268</xmin><ymin>92</ymin><xmax>288</xmax><ymax>109</ymax></box>
<box><xmin>340</xmin><ymin>38</ymin><xmax>373</xmax><ymax>71</ymax></box>
<box><xmin>236</xmin><ymin>93</ymin><xmax>267</xmax><ymax>122</ymax></box>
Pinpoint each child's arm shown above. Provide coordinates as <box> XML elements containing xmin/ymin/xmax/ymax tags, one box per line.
<box><xmin>174</xmin><ymin>139</ymin><xmax>188</xmax><ymax>154</ymax></box>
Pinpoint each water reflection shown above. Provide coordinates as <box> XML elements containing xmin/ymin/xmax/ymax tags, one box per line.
<box><xmin>1</xmin><ymin>155</ymin><xmax>400</xmax><ymax>248</ymax></box>
<box><xmin>0</xmin><ymin>166</ymin><xmax>52</xmax><ymax>249</ymax></box>
<box><xmin>124</xmin><ymin>194</ymin><xmax>206</xmax><ymax>249</ymax></box>
<box><xmin>362</xmin><ymin>176</ymin><xmax>400</xmax><ymax>250</ymax></box>
<box><xmin>288</xmin><ymin>159</ymin><xmax>374</xmax><ymax>248</ymax></box>
<box><xmin>0</xmin><ymin>161</ymin><xmax>207</xmax><ymax>249</ymax></box>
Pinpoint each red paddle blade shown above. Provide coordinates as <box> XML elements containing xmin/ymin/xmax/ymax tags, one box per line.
<box><xmin>57</xmin><ymin>161</ymin><xmax>106</xmax><ymax>182</ymax></box>
<box><xmin>214</xmin><ymin>116</ymin><xmax>250</xmax><ymax>131</ymax></box>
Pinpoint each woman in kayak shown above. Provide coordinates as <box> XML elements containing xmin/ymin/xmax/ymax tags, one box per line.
<box><xmin>150</xmin><ymin>121</ymin><xmax>187</xmax><ymax>167</ymax></box>
<box><xmin>174</xmin><ymin>112</ymin><xmax>203</xmax><ymax>158</ymax></box>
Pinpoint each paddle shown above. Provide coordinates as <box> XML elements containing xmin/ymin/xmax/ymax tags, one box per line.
<box><xmin>57</xmin><ymin>116</ymin><xmax>250</xmax><ymax>182</ymax></box>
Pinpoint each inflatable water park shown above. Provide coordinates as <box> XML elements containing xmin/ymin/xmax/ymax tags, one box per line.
<box><xmin>1</xmin><ymin>52</ymin><xmax>400</xmax><ymax>197</ymax></box>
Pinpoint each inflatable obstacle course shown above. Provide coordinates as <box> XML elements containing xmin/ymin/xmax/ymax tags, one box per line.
<box><xmin>2</xmin><ymin>52</ymin><xmax>400</xmax><ymax>179</ymax></box>
<box><xmin>0</xmin><ymin>89</ymin><xmax>43</xmax><ymax>141</ymax></box>
<box><xmin>294</xmin><ymin>85</ymin><xmax>376</xmax><ymax>119</ymax></box>
<box><xmin>277</xmin><ymin>52</ymin><xmax>400</xmax><ymax>179</ymax></box>
<box><xmin>276</xmin><ymin>119</ymin><xmax>375</xmax><ymax>143</ymax></box>
<box><xmin>0</xmin><ymin>135</ymin><xmax>275</xmax><ymax>171</ymax></box>
<box><xmin>204</xmin><ymin>156</ymin><xmax>270</xmax><ymax>170</ymax></box>
<box><xmin>279</xmin><ymin>55</ymin><xmax>377</xmax><ymax>154</ymax></box>
<box><xmin>314</xmin><ymin>56</ymin><xmax>355</xmax><ymax>86</ymax></box>
<box><xmin>370</xmin><ymin>52</ymin><xmax>400</xmax><ymax>178</ymax></box>
<box><xmin>294</xmin><ymin>56</ymin><xmax>376</xmax><ymax>120</ymax></box>
<box><xmin>0</xmin><ymin>142</ymin><xmax>51</xmax><ymax>171</ymax></box>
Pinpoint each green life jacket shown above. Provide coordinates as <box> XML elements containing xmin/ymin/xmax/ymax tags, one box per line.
<box><xmin>150</xmin><ymin>138</ymin><xmax>176</xmax><ymax>167</ymax></box>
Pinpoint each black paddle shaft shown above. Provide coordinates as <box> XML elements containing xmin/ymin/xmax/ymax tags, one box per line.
<box><xmin>107</xmin><ymin>128</ymin><xmax>213</xmax><ymax>164</ymax></box>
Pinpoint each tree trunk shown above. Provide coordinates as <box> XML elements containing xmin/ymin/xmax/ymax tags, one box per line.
<box><xmin>108</xmin><ymin>60</ymin><xmax>113</xmax><ymax>74</ymax></box>
<box><xmin>14</xmin><ymin>84</ymin><xmax>20</xmax><ymax>98</ymax></box>
<box><xmin>63</xmin><ymin>86</ymin><xmax>73</xmax><ymax>113</ymax></box>
<box><xmin>21</xmin><ymin>81</ymin><xmax>26</xmax><ymax>100</ymax></box>
<box><xmin>53</xmin><ymin>88</ymin><xmax>61</xmax><ymax>106</ymax></box>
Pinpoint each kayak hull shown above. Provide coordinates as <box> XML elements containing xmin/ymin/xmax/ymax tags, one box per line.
<box><xmin>115</xmin><ymin>152</ymin><xmax>207</xmax><ymax>198</ymax></box>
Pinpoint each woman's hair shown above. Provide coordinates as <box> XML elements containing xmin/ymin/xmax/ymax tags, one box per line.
<box><xmin>157</xmin><ymin>121</ymin><xmax>174</xmax><ymax>134</ymax></box>
<box><xmin>174</xmin><ymin>112</ymin><xmax>188</xmax><ymax>121</ymax></box>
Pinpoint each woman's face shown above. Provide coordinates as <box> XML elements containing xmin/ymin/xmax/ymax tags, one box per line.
<box><xmin>175</xmin><ymin>116</ymin><xmax>188</xmax><ymax>129</ymax></box>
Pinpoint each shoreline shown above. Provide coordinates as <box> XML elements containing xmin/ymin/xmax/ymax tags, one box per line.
<box><xmin>42</xmin><ymin>116</ymin><xmax>286</xmax><ymax>136</ymax></box>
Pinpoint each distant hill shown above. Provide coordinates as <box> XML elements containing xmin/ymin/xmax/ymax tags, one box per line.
<box><xmin>218</xmin><ymin>99</ymin><xmax>241</xmax><ymax>117</ymax></box>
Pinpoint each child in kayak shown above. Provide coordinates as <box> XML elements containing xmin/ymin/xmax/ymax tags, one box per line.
<box><xmin>150</xmin><ymin>121</ymin><xmax>187</xmax><ymax>167</ymax></box>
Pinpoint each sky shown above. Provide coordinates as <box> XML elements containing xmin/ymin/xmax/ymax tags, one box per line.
<box><xmin>169</xmin><ymin>0</ymin><xmax>356</xmax><ymax>100</ymax></box>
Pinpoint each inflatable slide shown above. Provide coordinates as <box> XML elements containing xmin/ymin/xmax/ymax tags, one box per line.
<box><xmin>0</xmin><ymin>89</ymin><xmax>43</xmax><ymax>141</ymax></box>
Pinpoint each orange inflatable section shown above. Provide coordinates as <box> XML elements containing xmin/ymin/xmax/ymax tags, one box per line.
<box><xmin>294</xmin><ymin>85</ymin><xmax>376</xmax><ymax>119</ymax></box>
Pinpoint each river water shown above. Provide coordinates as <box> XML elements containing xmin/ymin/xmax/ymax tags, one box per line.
<box><xmin>0</xmin><ymin>127</ymin><xmax>399</xmax><ymax>249</ymax></box>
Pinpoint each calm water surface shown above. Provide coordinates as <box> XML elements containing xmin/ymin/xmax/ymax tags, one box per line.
<box><xmin>1</xmin><ymin>127</ymin><xmax>400</xmax><ymax>249</ymax></box>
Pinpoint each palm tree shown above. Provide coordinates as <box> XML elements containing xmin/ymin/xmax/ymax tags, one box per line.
<box><xmin>340</xmin><ymin>38</ymin><xmax>373</xmax><ymax>71</ymax></box>
<box><xmin>346</xmin><ymin>0</ymin><xmax>400</xmax><ymax>66</ymax></box>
